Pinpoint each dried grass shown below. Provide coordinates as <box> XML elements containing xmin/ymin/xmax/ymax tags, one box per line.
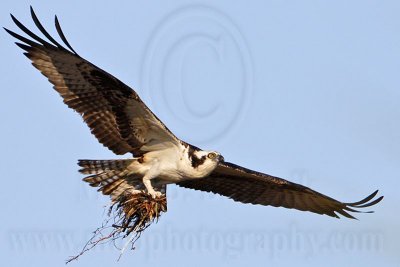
<box><xmin>66</xmin><ymin>191</ymin><xmax>167</xmax><ymax>263</ymax></box>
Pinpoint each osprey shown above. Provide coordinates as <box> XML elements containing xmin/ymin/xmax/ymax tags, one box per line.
<box><xmin>6</xmin><ymin>8</ymin><xmax>383</xmax><ymax>219</ymax></box>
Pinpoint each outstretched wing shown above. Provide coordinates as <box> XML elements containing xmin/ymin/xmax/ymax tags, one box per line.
<box><xmin>5</xmin><ymin>7</ymin><xmax>181</xmax><ymax>155</ymax></box>
<box><xmin>178</xmin><ymin>161</ymin><xmax>383</xmax><ymax>219</ymax></box>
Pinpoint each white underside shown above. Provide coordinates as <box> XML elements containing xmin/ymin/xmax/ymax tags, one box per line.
<box><xmin>125</xmin><ymin>143</ymin><xmax>218</xmax><ymax>196</ymax></box>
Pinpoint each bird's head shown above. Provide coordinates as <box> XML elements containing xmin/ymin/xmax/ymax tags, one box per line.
<box><xmin>187</xmin><ymin>149</ymin><xmax>224</xmax><ymax>177</ymax></box>
<box><xmin>204</xmin><ymin>151</ymin><xmax>224</xmax><ymax>163</ymax></box>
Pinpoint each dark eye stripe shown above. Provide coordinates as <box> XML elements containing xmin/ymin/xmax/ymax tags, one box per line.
<box><xmin>188</xmin><ymin>146</ymin><xmax>207</xmax><ymax>168</ymax></box>
<box><xmin>191</xmin><ymin>155</ymin><xmax>206</xmax><ymax>168</ymax></box>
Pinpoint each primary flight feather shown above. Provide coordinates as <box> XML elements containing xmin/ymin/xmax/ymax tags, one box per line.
<box><xmin>5</xmin><ymin>7</ymin><xmax>383</xmax><ymax>219</ymax></box>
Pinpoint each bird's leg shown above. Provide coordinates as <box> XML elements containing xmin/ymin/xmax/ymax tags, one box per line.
<box><xmin>142</xmin><ymin>173</ymin><xmax>162</xmax><ymax>198</ymax></box>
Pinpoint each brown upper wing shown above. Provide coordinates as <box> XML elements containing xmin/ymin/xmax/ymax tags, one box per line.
<box><xmin>5</xmin><ymin>8</ymin><xmax>180</xmax><ymax>155</ymax></box>
<box><xmin>178</xmin><ymin>161</ymin><xmax>383</xmax><ymax>219</ymax></box>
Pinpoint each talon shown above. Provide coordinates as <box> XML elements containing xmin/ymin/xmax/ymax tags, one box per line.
<box><xmin>148</xmin><ymin>190</ymin><xmax>162</xmax><ymax>198</ymax></box>
<box><xmin>142</xmin><ymin>174</ymin><xmax>163</xmax><ymax>198</ymax></box>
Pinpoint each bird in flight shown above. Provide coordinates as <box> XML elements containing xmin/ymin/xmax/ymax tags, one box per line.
<box><xmin>5</xmin><ymin>8</ymin><xmax>383</xmax><ymax>219</ymax></box>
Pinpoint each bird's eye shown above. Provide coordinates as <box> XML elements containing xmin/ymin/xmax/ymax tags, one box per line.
<box><xmin>207</xmin><ymin>152</ymin><xmax>217</xmax><ymax>159</ymax></box>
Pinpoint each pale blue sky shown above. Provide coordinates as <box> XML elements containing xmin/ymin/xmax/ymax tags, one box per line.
<box><xmin>0</xmin><ymin>1</ymin><xmax>399</xmax><ymax>267</ymax></box>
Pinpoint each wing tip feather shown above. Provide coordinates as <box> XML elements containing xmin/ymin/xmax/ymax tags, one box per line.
<box><xmin>7</xmin><ymin>7</ymin><xmax>79</xmax><ymax>56</ymax></box>
<box><xmin>336</xmin><ymin>190</ymin><xmax>383</xmax><ymax>219</ymax></box>
<box><xmin>54</xmin><ymin>14</ymin><xmax>79</xmax><ymax>55</ymax></box>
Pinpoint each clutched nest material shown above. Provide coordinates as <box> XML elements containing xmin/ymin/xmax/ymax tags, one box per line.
<box><xmin>114</xmin><ymin>192</ymin><xmax>167</xmax><ymax>235</ymax></box>
<box><xmin>66</xmin><ymin>192</ymin><xmax>167</xmax><ymax>263</ymax></box>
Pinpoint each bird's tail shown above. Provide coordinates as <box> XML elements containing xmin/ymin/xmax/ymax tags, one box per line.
<box><xmin>78</xmin><ymin>159</ymin><xmax>134</xmax><ymax>175</ymax></box>
<box><xmin>78</xmin><ymin>159</ymin><xmax>166</xmax><ymax>201</ymax></box>
<box><xmin>78</xmin><ymin>159</ymin><xmax>139</xmax><ymax>200</ymax></box>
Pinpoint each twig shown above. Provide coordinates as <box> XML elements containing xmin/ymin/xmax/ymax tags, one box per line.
<box><xmin>65</xmin><ymin>192</ymin><xmax>167</xmax><ymax>263</ymax></box>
